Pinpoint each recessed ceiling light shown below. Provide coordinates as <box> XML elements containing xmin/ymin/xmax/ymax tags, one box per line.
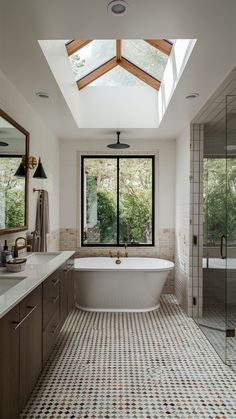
<box><xmin>36</xmin><ymin>92</ymin><xmax>50</xmax><ymax>99</ymax></box>
<box><xmin>185</xmin><ymin>93</ymin><xmax>199</xmax><ymax>99</ymax></box>
<box><xmin>107</xmin><ymin>0</ymin><xmax>128</xmax><ymax>15</ymax></box>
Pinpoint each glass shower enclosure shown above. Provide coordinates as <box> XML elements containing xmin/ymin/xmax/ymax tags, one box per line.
<box><xmin>194</xmin><ymin>95</ymin><xmax>236</xmax><ymax>368</ymax></box>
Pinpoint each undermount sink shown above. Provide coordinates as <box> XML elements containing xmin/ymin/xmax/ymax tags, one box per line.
<box><xmin>0</xmin><ymin>277</ymin><xmax>26</xmax><ymax>296</ymax></box>
<box><xmin>26</xmin><ymin>252</ymin><xmax>60</xmax><ymax>265</ymax></box>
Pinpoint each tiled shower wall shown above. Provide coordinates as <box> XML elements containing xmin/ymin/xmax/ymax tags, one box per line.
<box><xmin>189</xmin><ymin>124</ymin><xmax>204</xmax><ymax>317</ymax></box>
<box><xmin>175</xmin><ymin>127</ymin><xmax>190</xmax><ymax>313</ymax></box>
<box><xmin>60</xmin><ymin>227</ymin><xmax>175</xmax><ymax>294</ymax></box>
<box><xmin>175</xmin><ymin>123</ymin><xmax>204</xmax><ymax>316</ymax></box>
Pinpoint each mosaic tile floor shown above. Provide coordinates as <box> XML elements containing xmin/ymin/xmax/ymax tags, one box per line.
<box><xmin>197</xmin><ymin>304</ymin><xmax>236</xmax><ymax>368</ymax></box>
<box><xmin>21</xmin><ymin>295</ymin><xmax>236</xmax><ymax>419</ymax></box>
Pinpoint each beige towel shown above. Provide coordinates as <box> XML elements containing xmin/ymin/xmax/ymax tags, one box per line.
<box><xmin>35</xmin><ymin>190</ymin><xmax>50</xmax><ymax>252</ymax></box>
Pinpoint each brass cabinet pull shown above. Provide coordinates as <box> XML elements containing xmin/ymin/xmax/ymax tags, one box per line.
<box><xmin>52</xmin><ymin>278</ymin><xmax>60</xmax><ymax>287</ymax></box>
<box><xmin>51</xmin><ymin>295</ymin><xmax>59</xmax><ymax>304</ymax></box>
<box><xmin>50</xmin><ymin>322</ymin><xmax>60</xmax><ymax>334</ymax></box>
<box><xmin>12</xmin><ymin>305</ymin><xmax>37</xmax><ymax>330</ymax></box>
<box><xmin>220</xmin><ymin>234</ymin><xmax>226</xmax><ymax>259</ymax></box>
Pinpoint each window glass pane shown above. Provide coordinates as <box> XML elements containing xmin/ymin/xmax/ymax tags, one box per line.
<box><xmin>0</xmin><ymin>157</ymin><xmax>25</xmax><ymax>229</ymax></box>
<box><xmin>122</xmin><ymin>40</ymin><xmax>168</xmax><ymax>81</ymax></box>
<box><xmin>70</xmin><ymin>40</ymin><xmax>116</xmax><ymax>80</ymax></box>
<box><xmin>83</xmin><ymin>158</ymin><xmax>117</xmax><ymax>244</ymax></box>
<box><xmin>90</xmin><ymin>65</ymin><xmax>146</xmax><ymax>87</ymax></box>
<box><xmin>119</xmin><ymin>158</ymin><xmax>153</xmax><ymax>245</ymax></box>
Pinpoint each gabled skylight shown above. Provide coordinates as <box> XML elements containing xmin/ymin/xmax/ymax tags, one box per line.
<box><xmin>66</xmin><ymin>39</ymin><xmax>173</xmax><ymax>90</ymax></box>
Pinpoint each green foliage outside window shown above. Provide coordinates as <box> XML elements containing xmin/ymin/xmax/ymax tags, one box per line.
<box><xmin>203</xmin><ymin>158</ymin><xmax>236</xmax><ymax>246</ymax></box>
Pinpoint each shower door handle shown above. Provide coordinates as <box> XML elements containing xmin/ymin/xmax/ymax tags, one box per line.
<box><xmin>220</xmin><ymin>234</ymin><xmax>226</xmax><ymax>259</ymax></box>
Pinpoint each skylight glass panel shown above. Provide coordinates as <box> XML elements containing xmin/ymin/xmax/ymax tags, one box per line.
<box><xmin>90</xmin><ymin>66</ymin><xmax>146</xmax><ymax>87</ymax></box>
<box><xmin>70</xmin><ymin>40</ymin><xmax>116</xmax><ymax>80</ymax></box>
<box><xmin>122</xmin><ymin>40</ymin><xmax>168</xmax><ymax>81</ymax></box>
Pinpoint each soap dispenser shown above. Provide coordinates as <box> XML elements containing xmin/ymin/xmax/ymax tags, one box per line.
<box><xmin>1</xmin><ymin>240</ymin><xmax>12</xmax><ymax>266</ymax></box>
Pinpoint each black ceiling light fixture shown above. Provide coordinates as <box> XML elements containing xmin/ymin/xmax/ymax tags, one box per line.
<box><xmin>107</xmin><ymin>131</ymin><xmax>130</xmax><ymax>149</ymax></box>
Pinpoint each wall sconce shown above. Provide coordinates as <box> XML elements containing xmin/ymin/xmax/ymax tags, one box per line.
<box><xmin>14</xmin><ymin>156</ymin><xmax>47</xmax><ymax>179</ymax></box>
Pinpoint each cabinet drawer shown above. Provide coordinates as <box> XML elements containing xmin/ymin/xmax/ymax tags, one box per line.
<box><xmin>43</xmin><ymin>270</ymin><xmax>61</xmax><ymax>330</ymax></box>
<box><xmin>43</xmin><ymin>307</ymin><xmax>60</xmax><ymax>365</ymax></box>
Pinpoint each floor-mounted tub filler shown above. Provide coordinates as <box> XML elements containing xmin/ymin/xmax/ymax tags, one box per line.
<box><xmin>74</xmin><ymin>257</ymin><xmax>174</xmax><ymax>312</ymax></box>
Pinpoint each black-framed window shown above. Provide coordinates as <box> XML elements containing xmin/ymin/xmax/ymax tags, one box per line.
<box><xmin>81</xmin><ymin>155</ymin><xmax>155</xmax><ymax>246</ymax></box>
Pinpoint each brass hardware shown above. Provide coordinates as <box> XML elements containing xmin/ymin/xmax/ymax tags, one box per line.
<box><xmin>12</xmin><ymin>305</ymin><xmax>37</xmax><ymax>330</ymax></box>
<box><xmin>51</xmin><ymin>295</ymin><xmax>59</xmax><ymax>304</ymax></box>
<box><xmin>22</xmin><ymin>156</ymin><xmax>37</xmax><ymax>169</ymax></box>
<box><xmin>220</xmin><ymin>234</ymin><xmax>226</xmax><ymax>259</ymax></box>
<box><xmin>52</xmin><ymin>278</ymin><xmax>60</xmax><ymax>287</ymax></box>
<box><xmin>15</xmin><ymin>236</ymin><xmax>32</xmax><ymax>252</ymax></box>
<box><xmin>226</xmin><ymin>328</ymin><xmax>235</xmax><ymax>337</ymax></box>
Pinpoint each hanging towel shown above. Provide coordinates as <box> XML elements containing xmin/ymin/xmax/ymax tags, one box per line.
<box><xmin>35</xmin><ymin>190</ymin><xmax>50</xmax><ymax>252</ymax></box>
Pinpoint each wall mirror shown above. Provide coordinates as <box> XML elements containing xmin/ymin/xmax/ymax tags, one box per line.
<box><xmin>0</xmin><ymin>109</ymin><xmax>29</xmax><ymax>234</ymax></box>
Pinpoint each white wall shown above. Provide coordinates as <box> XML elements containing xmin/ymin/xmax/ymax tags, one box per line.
<box><xmin>60</xmin><ymin>138</ymin><xmax>176</xmax><ymax>232</ymax></box>
<box><xmin>175</xmin><ymin>126</ymin><xmax>190</xmax><ymax>312</ymax></box>
<box><xmin>0</xmin><ymin>68</ymin><xmax>60</xmax><ymax>248</ymax></box>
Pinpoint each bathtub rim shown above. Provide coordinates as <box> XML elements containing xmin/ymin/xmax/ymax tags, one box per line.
<box><xmin>74</xmin><ymin>257</ymin><xmax>174</xmax><ymax>272</ymax></box>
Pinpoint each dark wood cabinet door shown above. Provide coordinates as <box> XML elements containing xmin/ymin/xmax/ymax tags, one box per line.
<box><xmin>0</xmin><ymin>305</ymin><xmax>20</xmax><ymax>419</ymax></box>
<box><xmin>43</xmin><ymin>307</ymin><xmax>60</xmax><ymax>365</ymax></box>
<box><xmin>19</xmin><ymin>285</ymin><xmax>42</xmax><ymax>412</ymax></box>
<box><xmin>60</xmin><ymin>266</ymin><xmax>68</xmax><ymax>325</ymax></box>
<box><xmin>67</xmin><ymin>259</ymin><xmax>75</xmax><ymax>313</ymax></box>
<box><xmin>43</xmin><ymin>270</ymin><xmax>61</xmax><ymax>330</ymax></box>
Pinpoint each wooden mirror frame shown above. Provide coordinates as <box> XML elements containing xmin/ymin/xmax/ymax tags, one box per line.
<box><xmin>0</xmin><ymin>108</ymin><xmax>29</xmax><ymax>235</ymax></box>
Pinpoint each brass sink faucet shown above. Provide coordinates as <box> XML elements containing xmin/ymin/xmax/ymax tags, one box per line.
<box><xmin>15</xmin><ymin>237</ymin><xmax>32</xmax><ymax>252</ymax></box>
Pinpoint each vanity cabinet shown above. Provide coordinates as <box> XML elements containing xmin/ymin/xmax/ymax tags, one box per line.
<box><xmin>42</xmin><ymin>258</ymin><xmax>74</xmax><ymax>365</ymax></box>
<box><xmin>19</xmin><ymin>286</ymin><xmax>42</xmax><ymax>411</ymax></box>
<box><xmin>42</xmin><ymin>268</ymin><xmax>61</xmax><ymax>365</ymax></box>
<box><xmin>0</xmin><ymin>255</ymin><xmax>75</xmax><ymax>419</ymax></box>
<box><xmin>0</xmin><ymin>285</ymin><xmax>42</xmax><ymax>419</ymax></box>
<box><xmin>0</xmin><ymin>305</ymin><xmax>20</xmax><ymax>419</ymax></box>
<box><xmin>61</xmin><ymin>257</ymin><xmax>75</xmax><ymax>322</ymax></box>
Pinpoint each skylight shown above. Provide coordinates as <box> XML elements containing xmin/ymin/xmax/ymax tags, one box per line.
<box><xmin>90</xmin><ymin>66</ymin><xmax>146</xmax><ymax>87</ymax></box>
<box><xmin>70</xmin><ymin>40</ymin><xmax>116</xmax><ymax>80</ymax></box>
<box><xmin>122</xmin><ymin>40</ymin><xmax>168</xmax><ymax>81</ymax></box>
<box><xmin>66</xmin><ymin>39</ymin><xmax>173</xmax><ymax>90</ymax></box>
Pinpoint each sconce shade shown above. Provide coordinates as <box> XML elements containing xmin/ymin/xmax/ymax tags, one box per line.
<box><xmin>33</xmin><ymin>157</ymin><xmax>47</xmax><ymax>179</ymax></box>
<box><xmin>14</xmin><ymin>162</ymin><xmax>25</xmax><ymax>177</ymax></box>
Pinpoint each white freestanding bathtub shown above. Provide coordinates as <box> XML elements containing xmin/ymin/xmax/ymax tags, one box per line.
<box><xmin>74</xmin><ymin>257</ymin><xmax>174</xmax><ymax>312</ymax></box>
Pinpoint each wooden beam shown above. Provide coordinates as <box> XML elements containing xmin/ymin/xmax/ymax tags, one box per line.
<box><xmin>116</xmin><ymin>40</ymin><xmax>121</xmax><ymax>62</ymax></box>
<box><xmin>66</xmin><ymin>40</ymin><xmax>92</xmax><ymax>56</ymax></box>
<box><xmin>77</xmin><ymin>57</ymin><xmax>118</xmax><ymax>90</ymax></box>
<box><xmin>145</xmin><ymin>39</ymin><xmax>172</xmax><ymax>55</ymax></box>
<box><xmin>119</xmin><ymin>58</ymin><xmax>160</xmax><ymax>90</ymax></box>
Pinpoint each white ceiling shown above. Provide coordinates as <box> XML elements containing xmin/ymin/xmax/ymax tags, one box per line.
<box><xmin>0</xmin><ymin>0</ymin><xmax>236</xmax><ymax>141</ymax></box>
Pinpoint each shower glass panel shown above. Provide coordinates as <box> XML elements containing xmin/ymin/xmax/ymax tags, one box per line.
<box><xmin>226</xmin><ymin>95</ymin><xmax>236</xmax><ymax>368</ymax></box>
<box><xmin>200</xmin><ymin>154</ymin><xmax>227</xmax><ymax>361</ymax></box>
<box><xmin>195</xmin><ymin>95</ymin><xmax>236</xmax><ymax>367</ymax></box>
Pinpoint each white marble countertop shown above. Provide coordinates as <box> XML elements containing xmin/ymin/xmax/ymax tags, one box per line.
<box><xmin>0</xmin><ymin>251</ymin><xmax>74</xmax><ymax>319</ymax></box>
